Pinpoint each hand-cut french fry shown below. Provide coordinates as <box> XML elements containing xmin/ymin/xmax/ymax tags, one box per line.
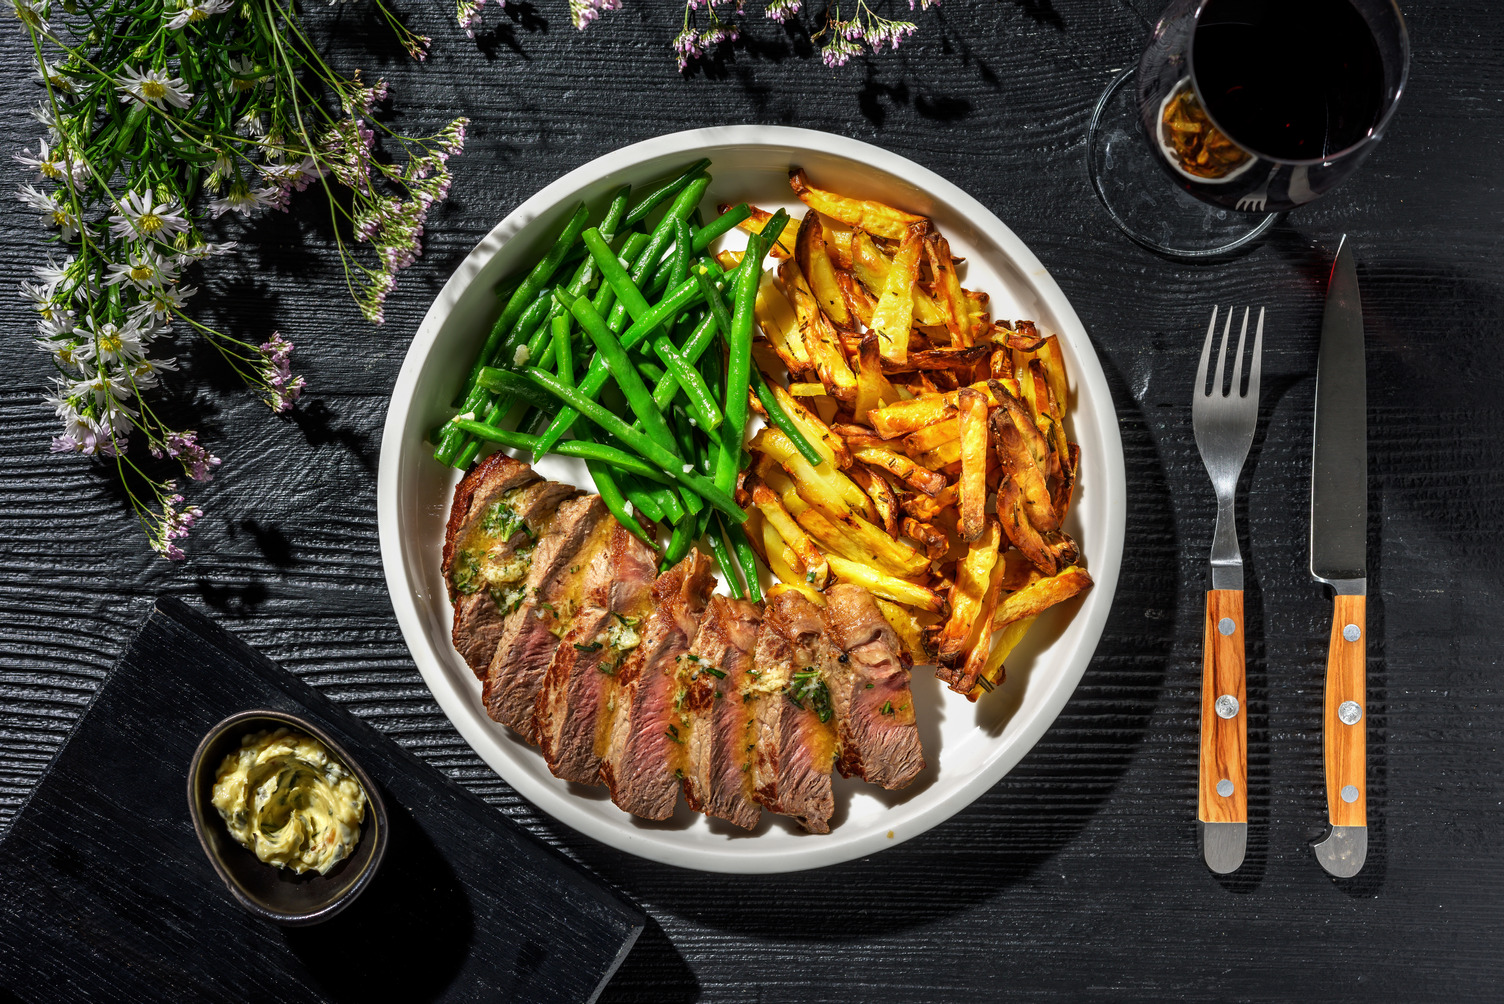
<box><xmin>822</xmin><ymin>221</ymin><xmax>854</xmax><ymax>268</ymax></box>
<box><xmin>917</xmin><ymin>438</ymin><xmax>962</xmax><ymax>471</ymax></box>
<box><xmin>963</xmin><ymin>289</ymin><xmax>991</xmax><ymax>343</ymax></box>
<box><xmin>869</xmin><ymin>223</ymin><xmax>927</xmax><ymax>365</ymax></box>
<box><xmin>875</xmin><ymin>596</ymin><xmax>934</xmax><ymax>667</ymax></box>
<box><xmin>835</xmin><ymin>271</ymin><xmax>876</xmax><ymax>329</ymax></box>
<box><xmin>924</xmin><ymin>232</ymin><xmax>971</xmax><ymax>346</ymax></box>
<box><xmin>852</xmin><ymin>445</ymin><xmax>948</xmax><ymax>497</ymax></box>
<box><xmin>1037</xmin><ymin>334</ymin><xmax>1068</xmax><ymax>413</ymax></box>
<box><xmin>902</xmin><ymin>419</ymin><xmax>961</xmax><ymax>456</ymax></box>
<box><xmin>767</xmin><ymin>378</ymin><xmax>851</xmax><ymax>468</ymax></box>
<box><xmin>950</xmin><ymin>543</ymin><xmax>1009</xmax><ymax>692</ymax></box>
<box><xmin>795</xmin><ymin>209</ymin><xmax>851</xmax><ymax>328</ymax></box>
<box><xmin>869</xmin><ymin>395</ymin><xmax>958</xmax><ymax>439</ymax></box>
<box><xmin>789</xmin><ymin>168</ymin><xmax>927</xmax><ymax>241</ymax></box>
<box><xmin>957</xmin><ymin>387</ymin><xmax>991</xmax><ymax>542</ymax></box>
<box><xmin>1053</xmin><ymin>442</ymin><xmax>1080</xmax><ymax>518</ymax></box>
<box><xmin>990</xmin><ymin>564</ymin><xmax>1093</xmax><ymax>632</ymax></box>
<box><xmin>901</xmin><ymin>516</ymin><xmax>949</xmax><ymax>559</ymax></box>
<box><xmin>936</xmin><ymin>518</ymin><xmax>1001</xmax><ymax>669</ymax></box>
<box><xmin>750</xmin><ymin>479</ymin><xmax>829</xmax><ymax>588</ymax></box>
<box><xmin>852</xmin><ymin>334</ymin><xmax>900</xmax><ymax>426</ymax></box>
<box><xmin>781</xmin><ymin>260</ymin><xmax>857</xmax><ymax>401</ymax></box>
<box><xmin>755</xmin><ymin>271</ymin><xmax>811</xmax><ymax>378</ymax></box>
<box><xmin>997</xmin><ymin>476</ymin><xmax>1058</xmax><ymax>574</ymax></box>
<box><xmin>724</xmin><ymin>203</ymin><xmax>798</xmax><ymax>259</ymax></box>
<box><xmin>968</xmin><ymin>614</ymin><xmax>1037</xmax><ymax>700</ymax></box>
<box><xmin>881</xmin><ymin>345</ymin><xmax>994</xmax><ymax>373</ymax></box>
<box><xmin>761</xmin><ymin>519</ymin><xmax>826</xmax><ymax>603</ymax></box>
<box><xmin>826</xmin><ymin>554</ymin><xmax>945</xmax><ymax>612</ymax></box>
<box><xmin>993</xmin><ymin>324</ymin><xmax>1047</xmax><ymax>352</ymax></box>
<box><xmin>848</xmin><ymin>463</ymin><xmax>900</xmax><ymax>537</ymax></box>
<box><xmin>989</xmin><ymin>348</ymin><xmax>1013</xmax><ymax>381</ymax></box>
<box><xmin>1031</xmin><ymin>358</ymin><xmax>1069</xmax><ymax>474</ymax></box>
<box><xmin>788</xmin><ymin>382</ymin><xmax>827</xmax><ymax>397</ymax></box>
<box><xmin>991</xmin><ymin>407</ymin><xmax>1059</xmax><ymax>532</ymax></box>
<box><xmin>752</xmin><ymin>426</ymin><xmax>872</xmax><ymax>518</ymax></box>
<box><xmin>849</xmin><ymin>231</ymin><xmax>947</xmax><ymax>328</ymax></box>
<box><xmin>990</xmin><ymin>378</ymin><xmax>1052</xmax><ymax>474</ymax></box>
<box><xmin>796</xmin><ymin>505</ymin><xmax>930</xmax><ymax>579</ymax></box>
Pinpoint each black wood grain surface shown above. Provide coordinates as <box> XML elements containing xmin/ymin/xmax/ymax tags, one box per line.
<box><xmin>2</xmin><ymin>2</ymin><xmax>1501</xmax><ymax>1000</ymax></box>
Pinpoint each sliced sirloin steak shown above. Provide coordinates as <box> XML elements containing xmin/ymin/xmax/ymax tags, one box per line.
<box><xmin>822</xmin><ymin>583</ymin><xmax>925</xmax><ymax>790</ymax></box>
<box><xmin>678</xmin><ymin>595</ymin><xmax>764</xmax><ymax>830</ymax></box>
<box><xmin>599</xmin><ymin>551</ymin><xmax>715</xmax><ymax>820</ymax></box>
<box><xmin>482</xmin><ymin>493</ymin><xmax>610</xmax><ymax>743</ymax></box>
<box><xmin>748</xmin><ymin>590</ymin><xmax>837</xmax><ymax>834</ymax></box>
<box><xmin>445</xmin><ymin>455</ymin><xmax>578</xmax><ymax>678</ymax></box>
<box><xmin>534</xmin><ymin>520</ymin><xmax>659</xmax><ymax>783</ymax></box>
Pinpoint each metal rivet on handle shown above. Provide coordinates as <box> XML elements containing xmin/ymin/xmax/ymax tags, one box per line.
<box><xmin>1341</xmin><ymin>785</ymin><xmax>1359</xmax><ymax>803</ymax></box>
<box><xmin>1218</xmin><ymin>617</ymin><xmax>1236</xmax><ymax>636</ymax></box>
<box><xmin>1338</xmin><ymin>700</ymin><xmax>1363</xmax><ymax>725</ymax></box>
<box><xmin>1216</xmin><ymin>779</ymin><xmax>1234</xmax><ymax>797</ymax></box>
<box><xmin>1343</xmin><ymin>624</ymin><xmax>1361</xmax><ymax>642</ymax></box>
<box><xmin>1215</xmin><ymin>694</ymin><xmax>1240</xmax><ymax>719</ymax></box>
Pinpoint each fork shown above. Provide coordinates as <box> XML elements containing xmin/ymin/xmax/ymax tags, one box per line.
<box><xmin>1235</xmin><ymin>165</ymin><xmax>1280</xmax><ymax>212</ymax></box>
<box><xmin>1191</xmin><ymin>305</ymin><xmax>1264</xmax><ymax>875</ymax></box>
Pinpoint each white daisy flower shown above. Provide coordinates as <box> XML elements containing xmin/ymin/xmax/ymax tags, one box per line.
<box><xmin>104</xmin><ymin>250</ymin><xmax>179</xmax><ymax>291</ymax></box>
<box><xmin>174</xmin><ymin>241</ymin><xmax>237</xmax><ymax>263</ymax></box>
<box><xmin>32</xmin><ymin>254</ymin><xmax>73</xmax><ymax>294</ymax></box>
<box><xmin>14</xmin><ymin>139</ymin><xmax>85</xmax><ymax>188</ymax></box>
<box><xmin>164</xmin><ymin>0</ymin><xmax>232</xmax><ymax>29</ymax></box>
<box><xmin>68</xmin><ymin>370</ymin><xmax>136</xmax><ymax>409</ymax></box>
<box><xmin>227</xmin><ymin>55</ymin><xmax>268</xmax><ymax>93</ymax></box>
<box><xmin>234</xmin><ymin>112</ymin><xmax>266</xmax><ymax>137</ymax></box>
<box><xmin>12</xmin><ymin>0</ymin><xmax>50</xmax><ymax>32</ymax></box>
<box><xmin>17</xmin><ymin>183</ymin><xmax>80</xmax><ymax>239</ymax></box>
<box><xmin>29</xmin><ymin>102</ymin><xmax>62</xmax><ymax>143</ymax></box>
<box><xmin>208</xmin><ymin>184</ymin><xmax>280</xmax><ymax>218</ymax></box>
<box><xmin>107</xmin><ymin>189</ymin><xmax>189</xmax><ymax>240</ymax></box>
<box><xmin>75</xmin><ymin>320</ymin><xmax>146</xmax><ymax>367</ymax></box>
<box><xmin>37</xmin><ymin>334</ymin><xmax>81</xmax><ymax>370</ymax></box>
<box><xmin>133</xmin><ymin>283</ymin><xmax>196</xmax><ymax>321</ymax></box>
<box><xmin>32</xmin><ymin>59</ymin><xmax>73</xmax><ymax>94</ymax></box>
<box><xmin>36</xmin><ymin>312</ymin><xmax>77</xmax><ymax>341</ymax></box>
<box><xmin>115</xmin><ymin>65</ymin><xmax>194</xmax><ymax>110</ymax></box>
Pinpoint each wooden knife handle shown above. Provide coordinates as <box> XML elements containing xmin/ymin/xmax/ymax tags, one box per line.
<box><xmin>1199</xmin><ymin>589</ymin><xmax>1247</xmax><ymax>824</ymax></box>
<box><xmin>1323</xmin><ymin>594</ymin><xmax>1367</xmax><ymax>826</ymax></box>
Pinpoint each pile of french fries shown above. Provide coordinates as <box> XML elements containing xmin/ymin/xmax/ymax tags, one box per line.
<box><xmin>726</xmin><ymin>170</ymin><xmax>1094</xmax><ymax>700</ymax></box>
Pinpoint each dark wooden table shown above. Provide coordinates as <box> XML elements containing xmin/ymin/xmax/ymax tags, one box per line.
<box><xmin>2</xmin><ymin>3</ymin><xmax>1500</xmax><ymax>1000</ymax></box>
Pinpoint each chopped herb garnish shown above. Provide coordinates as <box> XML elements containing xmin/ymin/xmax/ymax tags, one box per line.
<box><xmin>880</xmin><ymin>701</ymin><xmax>894</xmax><ymax>715</ymax></box>
<box><xmin>574</xmin><ymin>641</ymin><xmax>603</xmax><ymax>653</ymax></box>
<box><xmin>481</xmin><ymin>499</ymin><xmax>532</xmax><ymax>542</ymax></box>
<box><xmin>569</xmin><ymin>565</ymin><xmax>580</xmax><ymax>574</ymax></box>
<box><xmin>664</xmin><ymin>724</ymin><xmax>682</xmax><ymax>744</ymax></box>
<box><xmin>703</xmin><ymin>666</ymin><xmax>726</xmax><ymax>679</ymax></box>
<box><xmin>714</xmin><ymin>690</ymin><xmax>724</xmax><ymax>699</ymax></box>
<box><xmin>787</xmin><ymin>670</ymin><xmax>834</xmax><ymax>723</ymax></box>
<box><xmin>865</xmin><ymin>682</ymin><xmax>875</xmax><ymax>689</ymax></box>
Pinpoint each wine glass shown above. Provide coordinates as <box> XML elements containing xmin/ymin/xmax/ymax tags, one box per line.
<box><xmin>1087</xmin><ymin>0</ymin><xmax>1409</xmax><ymax>258</ymax></box>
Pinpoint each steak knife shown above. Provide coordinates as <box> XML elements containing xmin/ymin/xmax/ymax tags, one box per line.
<box><xmin>1310</xmin><ymin>236</ymin><xmax>1369</xmax><ymax>878</ymax></box>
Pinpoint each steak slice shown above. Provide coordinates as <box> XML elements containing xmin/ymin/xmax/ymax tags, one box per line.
<box><xmin>600</xmin><ymin>551</ymin><xmax>715</xmax><ymax>820</ymax></box>
<box><xmin>534</xmin><ymin>521</ymin><xmax>658</xmax><ymax>783</ymax></box>
<box><xmin>748</xmin><ymin>590</ymin><xmax>837</xmax><ymax>833</ymax></box>
<box><xmin>823</xmin><ymin>583</ymin><xmax>925</xmax><ymax>790</ymax></box>
<box><xmin>678</xmin><ymin>596</ymin><xmax>764</xmax><ymax>830</ymax></box>
<box><xmin>482</xmin><ymin>494</ymin><xmax>610</xmax><ymax>743</ymax></box>
<box><xmin>446</xmin><ymin>456</ymin><xmax>580</xmax><ymax>679</ymax></box>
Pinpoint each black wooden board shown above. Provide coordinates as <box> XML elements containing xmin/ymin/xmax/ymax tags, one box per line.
<box><xmin>0</xmin><ymin>596</ymin><xmax>643</xmax><ymax>1003</ymax></box>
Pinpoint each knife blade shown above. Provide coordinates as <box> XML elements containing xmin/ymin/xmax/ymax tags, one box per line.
<box><xmin>1310</xmin><ymin>235</ymin><xmax>1368</xmax><ymax>878</ymax></box>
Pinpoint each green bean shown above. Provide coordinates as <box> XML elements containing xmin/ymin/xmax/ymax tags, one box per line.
<box><xmin>453</xmin><ymin>420</ymin><xmax>674</xmax><ymax>489</ymax></box>
<box><xmin>550</xmin><ymin>311</ymin><xmax>574</xmax><ymax>388</ymax></box>
<box><xmin>582</xmin><ymin>228</ymin><xmax>652</xmax><ymax>321</ymax></box>
<box><xmin>695</xmin><ymin>262</ymin><xmax>734</xmax><ymax>340</ymax></box>
<box><xmin>752</xmin><ymin>367</ymin><xmax>824</xmax><ymax>468</ymax></box>
<box><xmin>652</xmin><ymin>337</ymin><xmax>722</xmax><ymax>434</ymax></box>
<box><xmin>476</xmin><ymin>365</ymin><xmax>540</xmax><ymax>400</ymax></box>
<box><xmin>608</xmin><ymin>175</ymin><xmax>710</xmax><ymax>332</ymax></box>
<box><xmin>649</xmin><ymin>312</ymin><xmax>717</xmax><ymax>413</ymax></box>
<box><xmin>622</xmin><ymin>159</ymin><xmax>711</xmax><ymax>228</ymax></box>
<box><xmin>559</xmin><ymin>289</ymin><xmax>677</xmax><ymax>459</ymax></box>
<box><xmin>532</xmin><ymin>273</ymin><xmax>710</xmax><ymax>459</ymax></box>
<box><xmin>638</xmin><ymin>359</ymin><xmax>666</xmax><ymax>385</ymax></box>
<box><xmin>587</xmin><ymin>460</ymin><xmax>656</xmax><ymax>549</ymax></box>
<box><xmin>650</xmin><ymin>485</ymin><xmax>686</xmax><ymax>524</ymax></box>
<box><xmin>449</xmin><ymin>422</ymin><xmax>539</xmax><ymax>452</ymax></box>
<box><xmin>669</xmin><ymin>406</ymin><xmax>705</xmax><ymax>516</ymax></box>
<box><xmin>715</xmin><ymin>211</ymin><xmax>788</xmax><ymax>491</ymax></box>
<box><xmin>705</xmin><ymin>518</ymin><xmax>745</xmax><ymax>599</ymax></box>
<box><xmin>721</xmin><ymin>517</ymin><xmax>763</xmax><ymax>604</ymax></box>
<box><xmin>622</xmin><ymin>480</ymin><xmax>666</xmax><ymax>524</ymax></box>
<box><xmin>592</xmin><ymin>231</ymin><xmax>649</xmax><ymax>318</ymax></box>
<box><xmin>523</xmin><ymin>368</ymin><xmax>746</xmax><ymax>522</ymax></box>
<box><xmin>661</xmin><ymin>517</ymin><xmax>694</xmax><ymax>570</ymax></box>
<box><xmin>465</xmin><ymin>202</ymin><xmax>588</xmax><ymax>392</ymax></box>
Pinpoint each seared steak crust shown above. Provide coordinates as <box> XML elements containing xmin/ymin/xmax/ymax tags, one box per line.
<box><xmin>535</xmin><ymin>522</ymin><xmax>658</xmax><ymax>783</ymax></box>
<box><xmin>823</xmin><ymin>584</ymin><xmax>925</xmax><ymax>789</ymax></box>
<box><xmin>442</xmin><ymin>452</ymin><xmax>539</xmax><ymax>588</ymax></box>
<box><xmin>600</xmin><ymin>552</ymin><xmax>715</xmax><ymax>820</ymax></box>
<box><xmin>679</xmin><ymin>596</ymin><xmax>764</xmax><ymax>830</ymax></box>
<box><xmin>482</xmin><ymin>493</ymin><xmax>608</xmax><ymax>742</ymax></box>
<box><xmin>749</xmin><ymin>591</ymin><xmax>836</xmax><ymax>833</ymax></box>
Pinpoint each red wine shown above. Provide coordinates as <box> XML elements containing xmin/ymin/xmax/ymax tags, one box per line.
<box><xmin>1192</xmin><ymin>0</ymin><xmax>1385</xmax><ymax>161</ymax></box>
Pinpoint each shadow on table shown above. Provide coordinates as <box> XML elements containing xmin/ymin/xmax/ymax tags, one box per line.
<box><xmin>578</xmin><ymin>350</ymin><xmax>1178</xmax><ymax>942</ymax></box>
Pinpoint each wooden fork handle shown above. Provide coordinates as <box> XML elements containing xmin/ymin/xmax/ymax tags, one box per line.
<box><xmin>1323</xmin><ymin>594</ymin><xmax>1367</xmax><ymax>827</ymax></box>
<box><xmin>1198</xmin><ymin>590</ymin><xmax>1247</xmax><ymax>824</ymax></box>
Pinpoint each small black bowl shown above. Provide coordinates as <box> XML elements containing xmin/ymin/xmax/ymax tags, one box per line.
<box><xmin>188</xmin><ymin>709</ymin><xmax>389</xmax><ymax>926</ymax></box>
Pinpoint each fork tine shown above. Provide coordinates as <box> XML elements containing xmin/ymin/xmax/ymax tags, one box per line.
<box><xmin>1196</xmin><ymin>305</ymin><xmax>1218</xmax><ymax>399</ymax></box>
<box><xmin>1247</xmin><ymin>306</ymin><xmax>1265</xmax><ymax>400</ymax></box>
<box><xmin>1231</xmin><ymin>307</ymin><xmax>1249</xmax><ymax>397</ymax></box>
<box><xmin>1212</xmin><ymin>305</ymin><xmax>1232</xmax><ymax>398</ymax></box>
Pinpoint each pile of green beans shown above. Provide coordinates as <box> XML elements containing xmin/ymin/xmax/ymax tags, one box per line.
<box><xmin>435</xmin><ymin>162</ymin><xmax>824</xmax><ymax>600</ymax></box>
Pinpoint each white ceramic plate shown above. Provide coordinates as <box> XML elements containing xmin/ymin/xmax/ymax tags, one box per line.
<box><xmin>378</xmin><ymin>126</ymin><xmax>1125</xmax><ymax>874</ymax></box>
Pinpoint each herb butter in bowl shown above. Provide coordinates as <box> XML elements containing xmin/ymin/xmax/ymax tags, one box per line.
<box><xmin>188</xmin><ymin>709</ymin><xmax>389</xmax><ymax>926</ymax></box>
